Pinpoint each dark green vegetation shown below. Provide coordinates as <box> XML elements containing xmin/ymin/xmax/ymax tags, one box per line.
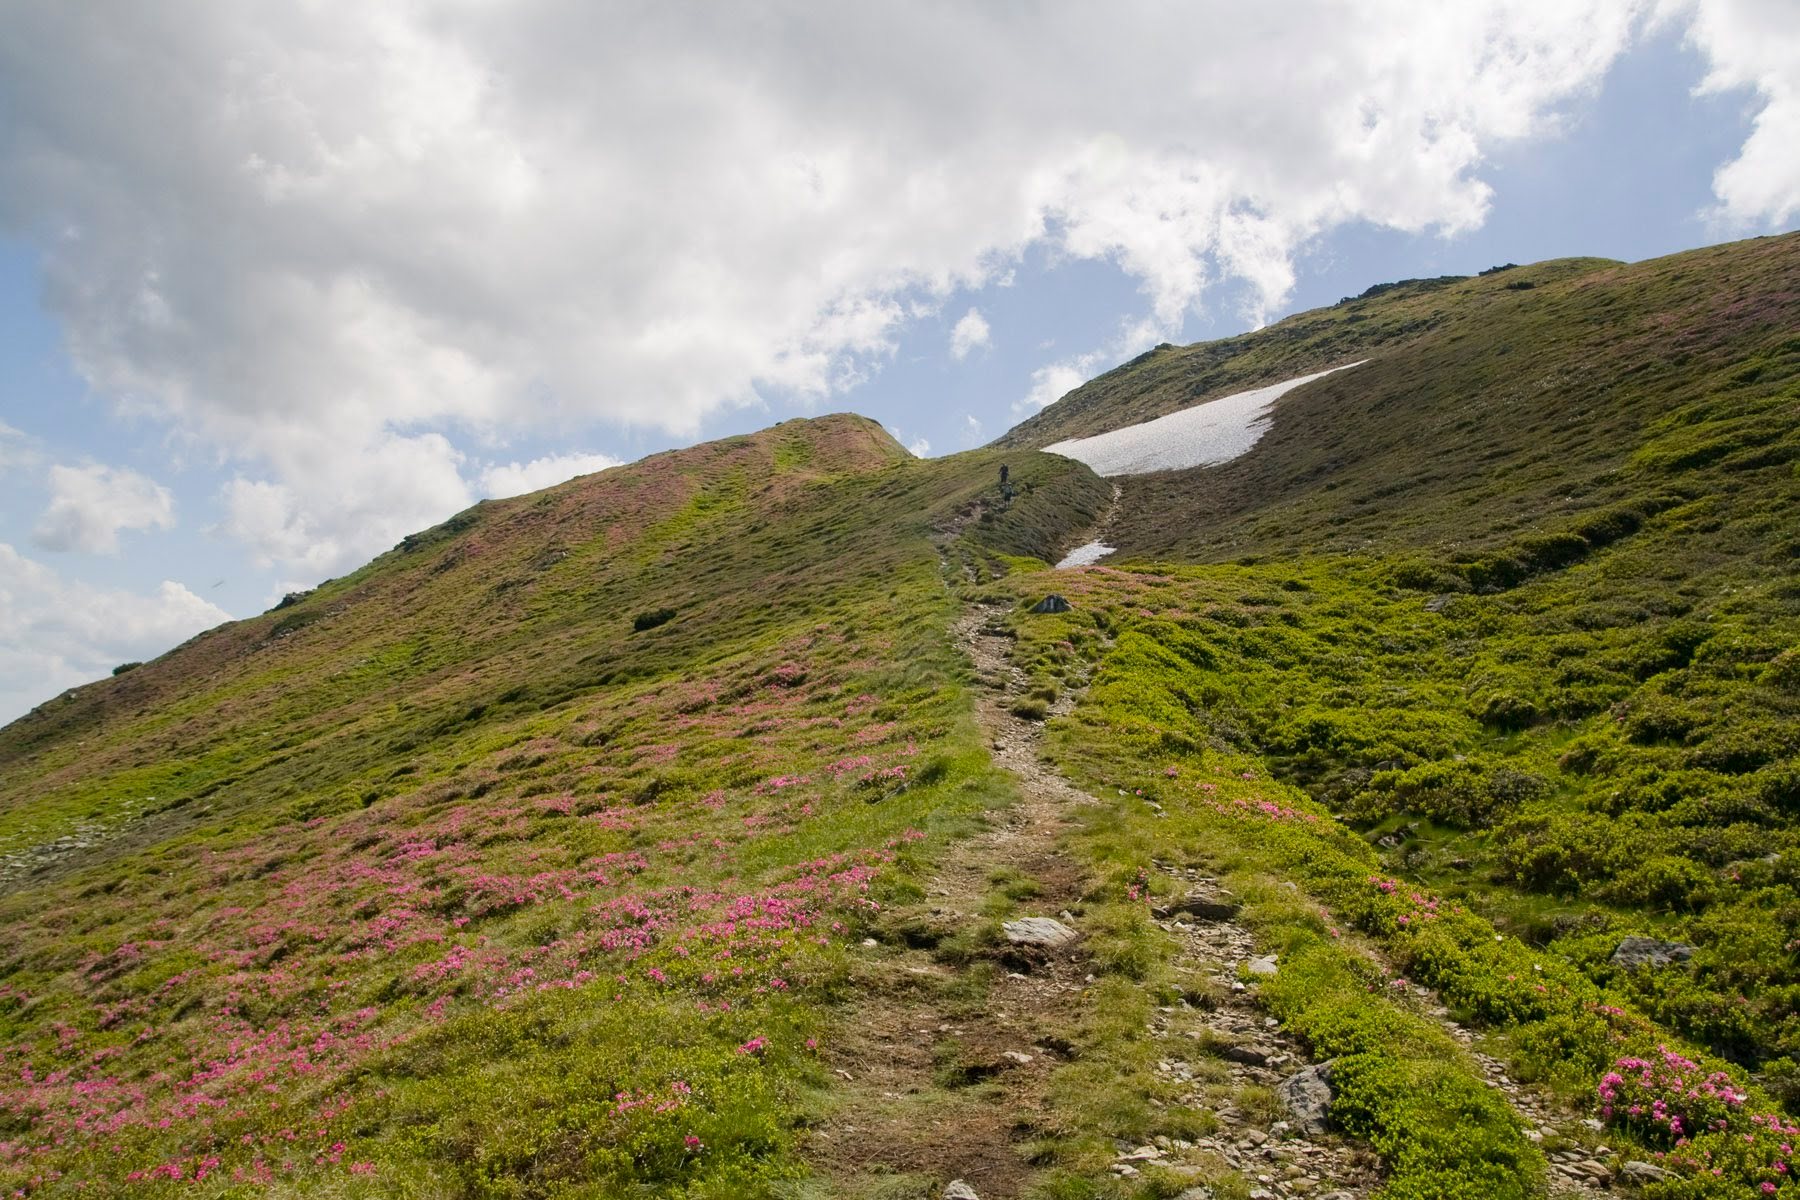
<box><xmin>985</xmin><ymin>230</ymin><xmax>1800</xmax><ymax>1196</ymax></box>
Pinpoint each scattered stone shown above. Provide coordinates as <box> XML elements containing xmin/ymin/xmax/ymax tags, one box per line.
<box><xmin>1610</xmin><ymin>936</ymin><xmax>1696</xmax><ymax>969</ymax></box>
<box><xmin>1001</xmin><ymin>1050</ymin><xmax>1034</xmax><ymax>1065</ymax></box>
<box><xmin>1175</xmin><ymin>1189</ymin><xmax>1214</xmax><ymax>1200</ymax></box>
<box><xmin>1423</xmin><ymin>595</ymin><xmax>1455</xmax><ymax>613</ymax></box>
<box><xmin>1278</xmin><ymin>1061</ymin><xmax>1336</xmax><ymax>1135</ymax></box>
<box><xmin>1155</xmin><ymin>892</ymin><xmax>1241</xmax><ymax>921</ymax></box>
<box><xmin>1219</xmin><ymin>1042</ymin><xmax>1270</xmax><ymax>1066</ymax></box>
<box><xmin>1002</xmin><ymin>916</ymin><xmax>1079</xmax><ymax>947</ymax></box>
<box><xmin>942</xmin><ymin>1183</ymin><xmax>980</xmax><ymax>1200</ymax></box>
<box><xmin>1030</xmin><ymin>594</ymin><xmax>1073</xmax><ymax>614</ymax></box>
<box><xmin>1246</xmin><ymin>955</ymin><xmax>1279</xmax><ymax>977</ymax></box>
<box><xmin>1117</xmin><ymin>1145</ymin><xmax>1164</xmax><ymax>1162</ymax></box>
<box><xmin>1619</xmin><ymin>1161</ymin><xmax>1673</xmax><ymax>1185</ymax></box>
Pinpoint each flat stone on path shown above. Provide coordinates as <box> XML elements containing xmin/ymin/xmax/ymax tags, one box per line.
<box><xmin>1246</xmin><ymin>954</ymin><xmax>1278</xmax><ymax>977</ymax></box>
<box><xmin>1155</xmin><ymin>892</ymin><xmax>1241</xmax><ymax>921</ymax></box>
<box><xmin>943</xmin><ymin>1182</ymin><xmax>981</xmax><ymax>1200</ymax></box>
<box><xmin>1003</xmin><ymin>916</ymin><xmax>1079</xmax><ymax>947</ymax></box>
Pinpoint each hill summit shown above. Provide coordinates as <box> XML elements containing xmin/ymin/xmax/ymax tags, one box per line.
<box><xmin>2</xmin><ymin>232</ymin><xmax>1798</xmax><ymax>1199</ymax></box>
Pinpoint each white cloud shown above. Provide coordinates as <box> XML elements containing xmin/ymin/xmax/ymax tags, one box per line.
<box><xmin>0</xmin><ymin>421</ymin><xmax>39</xmax><ymax>468</ymax></box>
<box><xmin>31</xmin><ymin>463</ymin><xmax>175</xmax><ymax>554</ymax></box>
<box><xmin>1018</xmin><ymin>314</ymin><xmax>1164</xmax><ymax>413</ymax></box>
<box><xmin>950</xmin><ymin>307</ymin><xmax>992</xmax><ymax>359</ymax></box>
<box><xmin>907</xmin><ymin>437</ymin><xmax>932</xmax><ymax>458</ymax></box>
<box><xmin>216</xmin><ymin>430</ymin><xmax>472</xmax><ymax>574</ymax></box>
<box><xmin>1021</xmin><ymin>360</ymin><xmax>1099</xmax><ymax>414</ymax></box>
<box><xmin>1670</xmin><ymin>0</ymin><xmax>1800</xmax><ymax>227</ymax></box>
<box><xmin>8</xmin><ymin>0</ymin><xmax>1788</xmax><ymax>575</ymax></box>
<box><xmin>0</xmin><ymin>543</ymin><xmax>230</xmax><ymax>723</ymax></box>
<box><xmin>478</xmin><ymin>451</ymin><xmax>623</xmax><ymax>499</ymax></box>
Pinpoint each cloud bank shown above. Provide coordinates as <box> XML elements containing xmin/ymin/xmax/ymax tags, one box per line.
<box><xmin>0</xmin><ymin>543</ymin><xmax>230</xmax><ymax>722</ymax></box>
<box><xmin>0</xmin><ymin>0</ymin><xmax>1794</xmax><ymax>577</ymax></box>
<box><xmin>32</xmin><ymin>463</ymin><xmax>176</xmax><ymax>554</ymax></box>
<box><xmin>478</xmin><ymin>451</ymin><xmax>624</xmax><ymax>499</ymax></box>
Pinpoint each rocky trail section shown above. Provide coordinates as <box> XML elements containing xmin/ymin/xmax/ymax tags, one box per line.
<box><xmin>1140</xmin><ymin>865</ymin><xmax>1378</xmax><ymax>1199</ymax></box>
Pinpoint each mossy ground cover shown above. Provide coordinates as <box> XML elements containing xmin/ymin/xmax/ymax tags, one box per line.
<box><xmin>0</xmin><ymin>420</ymin><xmax>1106</xmax><ymax>1195</ymax></box>
<box><xmin>997</xmin><ymin>543</ymin><xmax>1798</xmax><ymax>1197</ymax></box>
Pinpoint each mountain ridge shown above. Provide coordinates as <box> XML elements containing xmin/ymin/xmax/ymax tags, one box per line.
<box><xmin>2</xmin><ymin>232</ymin><xmax>1797</xmax><ymax>1199</ymax></box>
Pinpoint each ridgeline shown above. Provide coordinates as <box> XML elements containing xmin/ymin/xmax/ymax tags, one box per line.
<box><xmin>2</xmin><ymin>232</ymin><xmax>1797</xmax><ymax>1198</ymax></box>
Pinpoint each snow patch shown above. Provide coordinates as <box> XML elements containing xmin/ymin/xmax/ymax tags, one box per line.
<box><xmin>1043</xmin><ymin>361</ymin><xmax>1366</xmax><ymax>477</ymax></box>
<box><xmin>1056</xmin><ymin>541</ymin><xmax>1115</xmax><ymax>569</ymax></box>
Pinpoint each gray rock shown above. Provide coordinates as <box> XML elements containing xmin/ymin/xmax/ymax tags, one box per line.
<box><xmin>1423</xmin><ymin>594</ymin><xmax>1455</xmax><ymax>613</ymax></box>
<box><xmin>1155</xmin><ymin>892</ymin><xmax>1241</xmax><ymax>921</ymax></box>
<box><xmin>1246</xmin><ymin>955</ymin><xmax>1279</xmax><ymax>977</ymax></box>
<box><xmin>1618</xmin><ymin>1161</ymin><xmax>1673</xmax><ymax>1185</ymax></box>
<box><xmin>943</xmin><ymin>1182</ymin><xmax>980</xmax><ymax>1200</ymax></box>
<box><xmin>1175</xmin><ymin>1189</ymin><xmax>1214</xmax><ymax>1200</ymax></box>
<box><xmin>1003</xmin><ymin>916</ymin><xmax>1079</xmax><ymax>947</ymax></box>
<box><xmin>1278</xmin><ymin>1061</ymin><xmax>1336</xmax><ymax>1135</ymax></box>
<box><xmin>1219</xmin><ymin>1042</ymin><xmax>1270</xmax><ymax>1066</ymax></box>
<box><xmin>1610</xmin><ymin>936</ymin><xmax>1695</xmax><ymax>969</ymax></box>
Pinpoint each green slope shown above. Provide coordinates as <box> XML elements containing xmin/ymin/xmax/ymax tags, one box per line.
<box><xmin>0</xmin><ymin>415</ymin><xmax>1108</xmax><ymax>1195</ymax></box>
<box><xmin>1007</xmin><ymin>233</ymin><xmax>1798</xmax><ymax>565</ymax></box>
<box><xmin>981</xmin><ymin>231</ymin><xmax>1800</xmax><ymax>1194</ymax></box>
<box><xmin>4</xmin><ymin>229</ymin><xmax>1798</xmax><ymax>1199</ymax></box>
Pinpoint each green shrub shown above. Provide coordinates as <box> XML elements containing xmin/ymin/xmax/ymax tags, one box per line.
<box><xmin>632</xmin><ymin>607</ymin><xmax>678</xmax><ymax>631</ymax></box>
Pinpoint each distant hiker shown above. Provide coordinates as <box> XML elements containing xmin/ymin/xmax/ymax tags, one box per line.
<box><xmin>999</xmin><ymin>463</ymin><xmax>1009</xmax><ymax>485</ymax></box>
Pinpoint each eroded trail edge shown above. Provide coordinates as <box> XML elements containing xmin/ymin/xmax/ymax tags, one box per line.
<box><xmin>803</xmin><ymin>602</ymin><xmax>1096</xmax><ymax>1198</ymax></box>
<box><xmin>808</xmin><ymin>596</ymin><xmax>1387</xmax><ymax>1199</ymax></box>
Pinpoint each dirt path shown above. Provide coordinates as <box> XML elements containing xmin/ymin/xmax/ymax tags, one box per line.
<box><xmin>803</xmin><ymin>602</ymin><xmax>1097</xmax><ymax>1198</ymax></box>
<box><xmin>809</xmin><ymin>597</ymin><xmax>1379</xmax><ymax>1199</ymax></box>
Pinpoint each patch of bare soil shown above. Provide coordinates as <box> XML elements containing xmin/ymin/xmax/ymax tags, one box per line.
<box><xmin>804</xmin><ymin>604</ymin><xmax>1095</xmax><ymax>1198</ymax></box>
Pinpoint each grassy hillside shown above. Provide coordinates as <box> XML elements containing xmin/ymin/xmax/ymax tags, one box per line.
<box><xmin>0</xmin><ymin>416</ymin><xmax>1108</xmax><ymax>1195</ymax></box>
<box><xmin>4</xmin><ymin>229</ymin><xmax>1796</xmax><ymax>1199</ymax></box>
<box><xmin>1009</xmin><ymin>233</ymin><xmax>1798</xmax><ymax>565</ymax></box>
<box><xmin>979</xmin><ymin>231</ymin><xmax>1800</xmax><ymax>1196</ymax></box>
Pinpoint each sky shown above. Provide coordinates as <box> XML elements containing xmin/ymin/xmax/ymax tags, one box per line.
<box><xmin>1</xmin><ymin>0</ymin><xmax>1797</xmax><ymax>724</ymax></box>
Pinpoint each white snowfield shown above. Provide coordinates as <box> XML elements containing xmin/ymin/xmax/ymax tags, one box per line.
<box><xmin>1042</xmin><ymin>361</ymin><xmax>1366</xmax><ymax>477</ymax></box>
<box><xmin>1054</xmin><ymin>540</ymin><xmax>1115</xmax><ymax>569</ymax></box>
